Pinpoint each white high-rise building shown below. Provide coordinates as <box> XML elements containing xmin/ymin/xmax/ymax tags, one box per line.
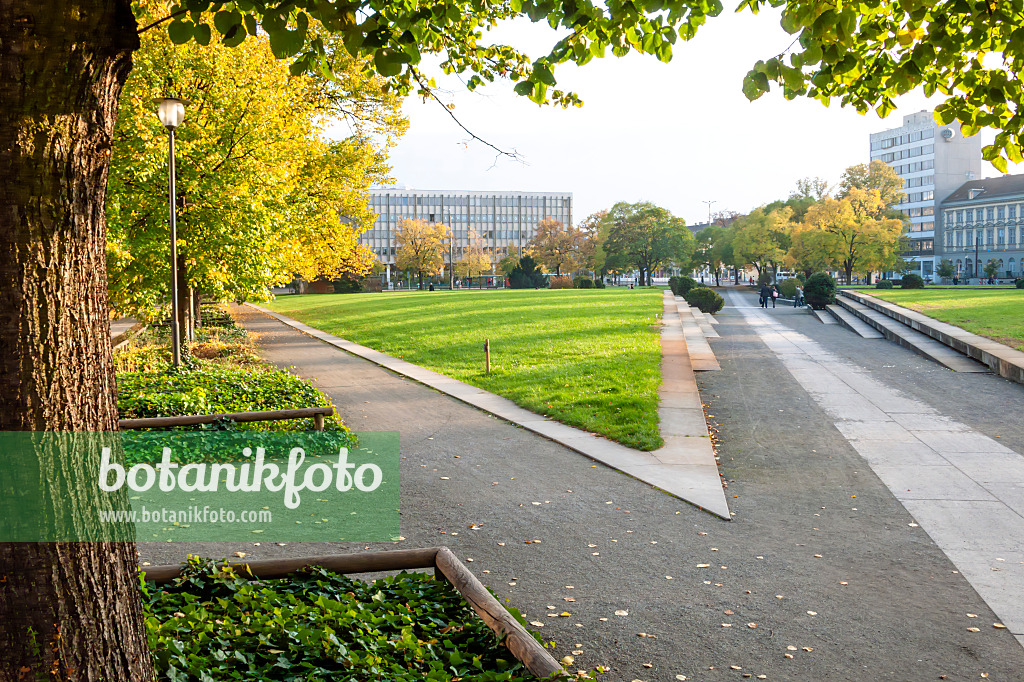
<box><xmin>362</xmin><ymin>188</ymin><xmax>573</xmax><ymax>285</ymax></box>
<box><xmin>869</xmin><ymin>111</ymin><xmax>980</xmax><ymax>280</ymax></box>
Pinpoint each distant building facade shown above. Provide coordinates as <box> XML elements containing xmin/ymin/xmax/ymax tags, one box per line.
<box><xmin>940</xmin><ymin>175</ymin><xmax>1024</xmax><ymax>280</ymax></box>
<box><xmin>869</xmin><ymin>111</ymin><xmax>981</xmax><ymax>280</ymax></box>
<box><xmin>362</xmin><ymin>188</ymin><xmax>573</xmax><ymax>284</ymax></box>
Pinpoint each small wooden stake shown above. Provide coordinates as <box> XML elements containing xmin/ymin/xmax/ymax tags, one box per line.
<box><xmin>484</xmin><ymin>338</ymin><xmax>490</xmax><ymax>375</ymax></box>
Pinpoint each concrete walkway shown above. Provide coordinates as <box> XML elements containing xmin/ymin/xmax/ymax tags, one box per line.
<box><xmin>246</xmin><ymin>301</ymin><xmax>731</xmax><ymax>519</ymax></box>
<box><xmin>138</xmin><ymin>295</ymin><xmax>1024</xmax><ymax>679</ymax></box>
<box><xmin>724</xmin><ymin>287</ymin><xmax>1024</xmax><ymax>650</ymax></box>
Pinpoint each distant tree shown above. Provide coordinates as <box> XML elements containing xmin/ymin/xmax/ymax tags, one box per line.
<box><xmin>802</xmin><ymin>192</ymin><xmax>905</xmax><ymax>285</ymax></box>
<box><xmin>711</xmin><ymin>210</ymin><xmax>742</xmax><ymax>228</ymax></box>
<box><xmin>456</xmin><ymin>230</ymin><xmax>492</xmax><ymax>288</ymax></box>
<box><xmin>936</xmin><ymin>258</ymin><xmax>956</xmax><ymax>282</ymax></box>
<box><xmin>984</xmin><ymin>258</ymin><xmax>1003</xmax><ymax>279</ymax></box>
<box><xmin>509</xmin><ymin>254</ymin><xmax>546</xmax><ymax>289</ymax></box>
<box><xmin>790</xmin><ymin>177</ymin><xmax>832</xmax><ymax>201</ymax></box>
<box><xmin>691</xmin><ymin>225</ymin><xmax>727</xmax><ymax>285</ymax></box>
<box><xmin>496</xmin><ymin>245</ymin><xmax>522</xmax><ymax>277</ymax></box>
<box><xmin>732</xmin><ymin>208</ymin><xmax>791</xmax><ymax>280</ymax></box>
<box><xmin>838</xmin><ymin>160</ymin><xmax>905</xmax><ymax>215</ymax></box>
<box><xmin>604</xmin><ymin>202</ymin><xmax>694</xmax><ymax>286</ymax></box>
<box><xmin>395</xmin><ymin>219</ymin><xmax>449</xmax><ymax>290</ymax></box>
<box><xmin>786</xmin><ymin>220</ymin><xmax>834</xmax><ymax>278</ymax></box>
<box><xmin>529</xmin><ymin>217</ymin><xmax>586</xmax><ymax>276</ymax></box>
<box><xmin>577</xmin><ymin>210</ymin><xmax>608</xmax><ymax>275</ymax></box>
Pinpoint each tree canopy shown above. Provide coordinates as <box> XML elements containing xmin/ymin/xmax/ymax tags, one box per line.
<box><xmin>604</xmin><ymin>202</ymin><xmax>693</xmax><ymax>286</ymax></box>
<box><xmin>106</xmin><ymin>10</ymin><xmax>403</xmax><ymax>319</ymax></box>
<box><xmin>395</xmin><ymin>218</ymin><xmax>449</xmax><ymax>288</ymax></box>
<box><xmin>528</xmin><ymin>217</ymin><xmax>587</xmax><ymax>276</ymax></box>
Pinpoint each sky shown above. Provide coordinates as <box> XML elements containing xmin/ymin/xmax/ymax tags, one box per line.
<box><xmin>370</xmin><ymin>7</ymin><xmax>1004</xmax><ymax>226</ymax></box>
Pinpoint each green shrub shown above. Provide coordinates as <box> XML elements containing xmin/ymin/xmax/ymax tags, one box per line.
<box><xmin>778</xmin><ymin>278</ymin><xmax>799</xmax><ymax>299</ymax></box>
<box><xmin>675</xmin><ymin>276</ymin><xmax>698</xmax><ymax>296</ymax></box>
<box><xmin>117</xmin><ymin>362</ymin><xmax>353</xmax><ymax>442</ymax></box>
<box><xmin>575</xmin><ymin>276</ymin><xmax>594</xmax><ymax>289</ymax></box>
<box><xmin>143</xmin><ymin>557</ymin><xmax>540</xmax><ymax>682</ymax></box>
<box><xmin>1016</xmin><ymin>278</ymin><xmax>1024</xmax><ymax>289</ymax></box>
<box><xmin>549</xmin><ymin>275</ymin><xmax>574</xmax><ymax>289</ymax></box>
<box><xmin>901</xmin><ymin>273</ymin><xmax>925</xmax><ymax>289</ymax></box>
<box><xmin>668</xmin><ymin>276</ymin><xmax>681</xmax><ymax>295</ymax></box>
<box><xmin>508</xmin><ymin>255</ymin><xmax>545</xmax><ymax>289</ymax></box>
<box><xmin>796</xmin><ymin>272</ymin><xmax>806</xmax><ymax>283</ymax></box>
<box><xmin>757</xmin><ymin>271</ymin><xmax>773</xmax><ymax>286</ymax></box>
<box><xmin>594</xmin><ymin>278</ymin><xmax>606</xmax><ymax>288</ymax></box>
<box><xmin>683</xmin><ymin>286</ymin><xmax>725</xmax><ymax>314</ymax></box>
<box><xmin>804</xmin><ymin>272</ymin><xmax>837</xmax><ymax>310</ymax></box>
<box><xmin>876</xmin><ymin>280</ymin><xmax>894</xmax><ymax>289</ymax></box>
<box><xmin>333</xmin><ymin>276</ymin><xmax>365</xmax><ymax>294</ymax></box>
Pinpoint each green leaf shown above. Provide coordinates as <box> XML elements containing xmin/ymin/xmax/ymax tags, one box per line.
<box><xmin>373</xmin><ymin>50</ymin><xmax>404</xmax><ymax>77</ymax></box>
<box><xmin>533</xmin><ymin>62</ymin><xmax>556</xmax><ymax>86</ymax></box>
<box><xmin>168</xmin><ymin>19</ymin><xmax>195</xmax><ymax>44</ymax></box>
<box><xmin>194</xmin><ymin>23</ymin><xmax>212</xmax><ymax>46</ymax></box>
<box><xmin>243</xmin><ymin>14</ymin><xmax>258</xmax><ymax>36</ymax></box>
<box><xmin>213</xmin><ymin>10</ymin><xmax>242</xmax><ymax>35</ymax></box>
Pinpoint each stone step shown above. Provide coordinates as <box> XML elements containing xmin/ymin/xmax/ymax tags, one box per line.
<box><xmin>835</xmin><ymin>297</ymin><xmax>989</xmax><ymax>373</ymax></box>
<box><xmin>812</xmin><ymin>309</ymin><xmax>839</xmax><ymax>324</ymax></box>
<box><xmin>839</xmin><ymin>289</ymin><xmax>1024</xmax><ymax>386</ymax></box>
<box><xmin>825</xmin><ymin>304</ymin><xmax>884</xmax><ymax>338</ymax></box>
<box><xmin>675</xmin><ymin>297</ymin><xmax>719</xmax><ymax>338</ymax></box>
<box><xmin>670</xmin><ymin>300</ymin><xmax>720</xmax><ymax>371</ymax></box>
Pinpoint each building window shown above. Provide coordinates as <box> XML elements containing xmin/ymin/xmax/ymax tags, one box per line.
<box><xmin>987</xmin><ymin>207</ymin><xmax>995</xmax><ymax>221</ymax></box>
<box><xmin>998</xmin><ymin>228</ymin><xmax>1005</xmax><ymax>244</ymax></box>
<box><xmin>987</xmin><ymin>228</ymin><xmax>994</xmax><ymax>245</ymax></box>
<box><xmin>956</xmin><ymin>231</ymin><xmax>963</xmax><ymax>248</ymax></box>
<box><xmin>956</xmin><ymin>210</ymin><xmax>964</xmax><ymax>223</ymax></box>
<box><xmin>1010</xmin><ymin>205</ymin><xmax>1017</xmax><ymax>219</ymax></box>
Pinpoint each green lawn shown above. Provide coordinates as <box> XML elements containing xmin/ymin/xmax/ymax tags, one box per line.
<box><xmin>854</xmin><ymin>288</ymin><xmax>1024</xmax><ymax>351</ymax></box>
<box><xmin>266</xmin><ymin>289</ymin><xmax>665</xmax><ymax>450</ymax></box>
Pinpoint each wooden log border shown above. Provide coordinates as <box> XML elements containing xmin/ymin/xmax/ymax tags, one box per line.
<box><xmin>144</xmin><ymin>547</ymin><xmax>565</xmax><ymax>680</ymax></box>
<box><xmin>118</xmin><ymin>406</ymin><xmax>334</xmax><ymax>431</ymax></box>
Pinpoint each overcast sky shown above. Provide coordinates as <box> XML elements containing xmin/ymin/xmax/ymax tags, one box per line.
<box><xmin>362</xmin><ymin>7</ymin><xmax>1005</xmax><ymax>226</ymax></box>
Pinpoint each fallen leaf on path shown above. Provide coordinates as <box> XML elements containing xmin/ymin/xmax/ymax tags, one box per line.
<box><xmin>530</xmin><ymin>621</ymin><xmax>543</xmax><ymax>627</ymax></box>
<box><xmin>787</xmin><ymin>646</ymin><xmax>797</xmax><ymax>651</ymax></box>
<box><xmin>564</xmin><ymin>597</ymin><xmax>576</xmax><ymax>602</ymax></box>
<box><xmin>967</xmin><ymin>627</ymin><xmax>980</xmax><ymax>633</ymax></box>
<box><xmin>697</xmin><ymin>564</ymin><xmax>711</xmax><ymax>568</ymax></box>
<box><xmin>234</xmin><ymin>552</ymin><xmax>246</xmax><ymax>558</ymax></box>
<box><xmin>561</xmin><ymin>656</ymin><xmax>574</xmax><ymax>666</ymax></box>
<box><xmin>614</xmin><ymin>610</ymin><xmax>629</xmax><ymax>616</ymax></box>
<box><xmin>721</xmin><ymin>623</ymin><xmax>732</xmax><ymax>628</ymax></box>
<box><xmin>784</xmin><ymin>653</ymin><xmax>794</xmax><ymax>659</ymax></box>
<box><xmin>993</xmin><ymin>623</ymin><xmax>1006</xmax><ymax>629</ymax></box>
<box><xmin>806</xmin><ymin>611</ymin><xmax>817</xmax><ymax>616</ymax></box>
<box><xmin>747</xmin><ymin>623</ymin><xmax>758</xmax><ymax>629</ymax></box>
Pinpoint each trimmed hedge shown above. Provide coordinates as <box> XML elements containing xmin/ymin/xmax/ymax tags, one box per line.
<box><xmin>804</xmin><ymin>272</ymin><xmax>837</xmax><ymax>310</ymax></box>
<box><xmin>575</xmin><ymin>277</ymin><xmax>594</xmax><ymax>289</ymax></box>
<box><xmin>548</xmin><ymin>275</ymin><xmax>573</xmax><ymax>289</ymax></box>
<box><xmin>778</xmin><ymin>278</ymin><xmax>799</xmax><ymax>299</ymax></box>
<box><xmin>876</xmin><ymin>280</ymin><xmax>894</xmax><ymax>289</ymax></box>
<box><xmin>901</xmin><ymin>273</ymin><xmax>925</xmax><ymax>289</ymax></box>
<box><xmin>669</xmin><ymin>276</ymin><xmax>697</xmax><ymax>296</ymax></box>
<box><xmin>684</xmin><ymin>286</ymin><xmax>724</xmax><ymax>314</ymax></box>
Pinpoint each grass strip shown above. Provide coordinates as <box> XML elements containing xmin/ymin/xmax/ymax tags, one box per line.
<box><xmin>267</xmin><ymin>289</ymin><xmax>665</xmax><ymax>451</ymax></box>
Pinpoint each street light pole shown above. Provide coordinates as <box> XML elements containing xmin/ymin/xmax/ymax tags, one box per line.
<box><xmin>703</xmin><ymin>200</ymin><xmax>716</xmax><ymax>226</ymax></box>
<box><xmin>155</xmin><ymin>97</ymin><xmax>188</xmax><ymax>368</ymax></box>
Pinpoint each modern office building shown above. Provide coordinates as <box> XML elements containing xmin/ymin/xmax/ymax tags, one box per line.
<box><xmin>362</xmin><ymin>188</ymin><xmax>573</xmax><ymax>284</ymax></box>
<box><xmin>869</xmin><ymin>111</ymin><xmax>981</xmax><ymax>280</ymax></box>
<box><xmin>939</xmin><ymin>174</ymin><xmax>1024</xmax><ymax>280</ymax></box>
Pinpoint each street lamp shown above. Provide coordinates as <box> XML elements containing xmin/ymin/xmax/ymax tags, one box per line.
<box><xmin>703</xmin><ymin>199</ymin><xmax>716</xmax><ymax>226</ymax></box>
<box><xmin>154</xmin><ymin>97</ymin><xmax>188</xmax><ymax>368</ymax></box>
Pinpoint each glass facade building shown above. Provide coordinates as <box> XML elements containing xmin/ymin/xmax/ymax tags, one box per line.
<box><xmin>362</xmin><ymin>188</ymin><xmax>573</xmax><ymax>283</ymax></box>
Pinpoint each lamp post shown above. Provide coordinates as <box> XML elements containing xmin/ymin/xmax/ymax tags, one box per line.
<box><xmin>703</xmin><ymin>199</ymin><xmax>716</xmax><ymax>226</ymax></box>
<box><xmin>154</xmin><ymin>97</ymin><xmax>188</xmax><ymax>368</ymax></box>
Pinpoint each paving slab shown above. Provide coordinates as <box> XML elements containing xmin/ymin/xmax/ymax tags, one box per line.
<box><xmin>723</xmin><ymin>287</ymin><xmax>1024</xmax><ymax>653</ymax></box>
<box><xmin>825</xmin><ymin>304</ymin><xmax>884</xmax><ymax>338</ymax></box>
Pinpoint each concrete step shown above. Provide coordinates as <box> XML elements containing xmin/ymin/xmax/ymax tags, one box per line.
<box><xmin>839</xmin><ymin>289</ymin><xmax>1024</xmax><ymax>386</ymax></box>
<box><xmin>826</xmin><ymin>304</ymin><xmax>884</xmax><ymax>338</ymax></box>
<box><xmin>674</xmin><ymin>297</ymin><xmax>719</xmax><ymax>338</ymax></box>
<box><xmin>812</xmin><ymin>309</ymin><xmax>839</xmax><ymax>324</ymax></box>
<box><xmin>704</xmin><ymin>313</ymin><xmax>719</xmax><ymax>325</ymax></box>
<box><xmin>670</xmin><ymin>300</ymin><xmax>720</xmax><ymax>371</ymax></box>
<box><xmin>835</xmin><ymin>298</ymin><xmax>989</xmax><ymax>373</ymax></box>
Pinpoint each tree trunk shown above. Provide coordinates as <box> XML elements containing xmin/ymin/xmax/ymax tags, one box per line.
<box><xmin>0</xmin><ymin>1</ymin><xmax>154</xmax><ymax>679</ymax></box>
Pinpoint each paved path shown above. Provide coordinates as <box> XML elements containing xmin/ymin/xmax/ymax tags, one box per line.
<box><xmin>724</xmin><ymin>287</ymin><xmax>1024</xmax><ymax>650</ymax></box>
<box><xmin>139</xmin><ymin>297</ymin><xmax>1024</xmax><ymax>680</ymax></box>
<box><xmin>247</xmin><ymin>301</ymin><xmax>731</xmax><ymax>519</ymax></box>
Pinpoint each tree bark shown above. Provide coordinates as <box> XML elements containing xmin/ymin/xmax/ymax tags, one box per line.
<box><xmin>0</xmin><ymin>0</ymin><xmax>153</xmax><ymax>679</ymax></box>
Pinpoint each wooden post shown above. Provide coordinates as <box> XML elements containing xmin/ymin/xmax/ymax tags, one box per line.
<box><xmin>313</xmin><ymin>412</ymin><xmax>325</xmax><ymax>431</ymax></box>
<box><xmin>484</xmin><ymin>338</ymin><xmax>490</xmax><ymax>375</ymax></box>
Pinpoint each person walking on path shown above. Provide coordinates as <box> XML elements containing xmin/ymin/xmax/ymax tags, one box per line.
<box><xmin>794</xmin><ymin>285</ymin><xmax>803</xmax><ymax>308</ymax></box>
<box><xmin>759</xmin><ymin>283</ymin><xmax>772</xmax><ymax>308</ymax></box>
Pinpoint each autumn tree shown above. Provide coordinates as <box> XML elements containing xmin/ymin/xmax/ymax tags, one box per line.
<box><xmin>496</xmin><ymin>245</ymin><xmax>521</xmax><ymax>276</ymax></box>
<box><xmin>732</xmin><ymin>207</ymin><xmax>792</xmax><ymax>281</ymax></box>
<box><xmin>802</xmin><ymin>192</ymin><xmax>906</xmax><ymax>284</ymax></box>
<box><xmin>577</xmin><ymin>210</ymin><xmax>610</xmax><ymax>278</ymax></box>
<box><xmin>790</xmin><ymin>176</ymin><xmax>831</xmax><ymax>201</ymax></box>
<box><xmin>456</xmin><ymin>230</ymin><xmax>492</xmax><ymax>288</ymax></box>
<box><xmin>604</xmin><ymin>202</ymin><xmax>693</xmax><ymax>286</ymax></box>
<box><xmin>12</xmin><ymin>0</ymin><xmax>1024</xmax><ymax>675</ymax></box>
<box><xmin>107</xmin><ymin>15</ymin><xmax>402</xmax><ymax>334</ymax></box>
<box><xmin>528</xmin><ymin>217</ymin><xmax>586</xmax><ymax>276</ymax></box>
<box><xmin>395</xmin><ymin>219</ymin><xmax>449</xmax><ymax>290</ymax></box>
<box><xmin>837</xmin><ymin>160</ymin><xmax>905</xmax><ymax>215</ymax></box>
